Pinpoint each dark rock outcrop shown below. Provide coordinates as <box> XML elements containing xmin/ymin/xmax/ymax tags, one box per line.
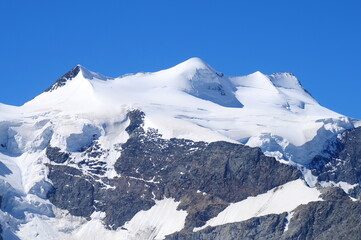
<box><xmin>166</xmin><ymin>213</ymin><xmax>288</xmax><ymax>240</ymax></box>
<box><xmin>167</xmin><ymin>192</ymin><xmax>361</xmax><ymax>240</ymax></box>
<box><xmin>114</xmin><ymin>110</ymin><xmax>300</xmax><ymax>229</ymax></box>
<box><xmin>46</xmin><ymin>146</ymin><xmax>70</xmax><ymax>164</ymax></box>
<box><xmin>319</xmin><ymin>186</ymin><xmax>349</xmax><ymax>201</ymax></box>
<box><xmin>46</xmin><ymin>110</ymin><xmax>301</xmax><ymax>230</ymax></box>
<box><xmin>47</xmin><ymin>165</ymin><xmax>95</xmax><ymax>218</ymax></box>
<box><xmin>47</xmin><ymin>162</ymin><xmax>157</xmax><ymax>228</ymax></box>
<box><xmin>310</xmin><ymin>127</ymin><xmax>361</xmax><ymax>197</ymax></box>
<box><xmin>284</xmin><ymin>198</ymin><xmax>361</xmax><ymax>240</ymax></box>
<box><xmin>45</xmin><ymin>65</ymin><xmax>81</xmax><ymax>92</ymax></box>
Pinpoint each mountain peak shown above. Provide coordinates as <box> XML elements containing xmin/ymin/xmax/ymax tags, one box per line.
<box><xmin>45</xmin><ymin>65</ymin><xmax>82</xmax><ymax>92</ymax></box>
<box><xmin>167</xmin><ymin>57</ymin><xmax>215</xmax><ymax>75</ymax></box>
<box><xmin>181</xmin><ymin>57</ymin><xmax>209</xmax><ymax>68</ymax></box>
<box><xmin>248</xmin><ymin>71</ymin><xmax>269</xmax><ymax>80</ymax></box>
<box><xmin>45</xmin><ymin>65</ymin><xmax>110</xmax><ymax>92</ymax></box>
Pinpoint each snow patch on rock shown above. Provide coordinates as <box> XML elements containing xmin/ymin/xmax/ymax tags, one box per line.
<box><xmin>16</xmin><ymin>198</ymin><xmax>186</xmax><ymax>240</ymax></box>
<box><xmin>194</xmin><ymin>179</ymin><xmax>321</xmax><ymax>231</ymax></box>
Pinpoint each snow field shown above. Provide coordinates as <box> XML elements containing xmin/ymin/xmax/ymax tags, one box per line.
<box><xmin>194</xmin><ymin>179</ymin><xmax>322</xmax><ymax>231</ymax></box>
<box><xmin>0</xmin><ymin>57</ymin><xmax>357</xmax><ymax>239</ymax></box>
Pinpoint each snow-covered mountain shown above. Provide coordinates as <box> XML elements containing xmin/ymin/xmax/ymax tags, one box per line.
<box><xmin>19</xmin><ymin>58</ymin><xmax>355</xmax><ymax>160</ymax></box>
<box><xmin>0</xmin><ymin>58</ymin><xmax>360</xmax><ymax>239</ymax></box>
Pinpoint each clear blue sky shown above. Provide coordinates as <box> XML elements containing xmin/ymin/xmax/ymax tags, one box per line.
<box><xmin>1</xmin><ymin>1</ymin><xmax>360</xmax><ymax>118</ymax></box>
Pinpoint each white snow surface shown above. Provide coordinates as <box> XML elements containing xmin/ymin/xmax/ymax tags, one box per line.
<box><xmin>194</xmin><ymin>179</ymin><xmax>322</xmax><ymax>231</ymax></box>
<box><xmin>9</xmin><ymin>57</ymin><xmax>354</xmax><ymax>165</ymax></box>
<box><xmin>16</xmin><ymin>198</ymin><xmax>186</xmax><ymax>240</ymax></box>
<box><xmin>75</xmin><ymin>198</ymin><xmax>186</xmax><ymax>240</ymax></box>
<box><xmin>20</xmin><ymin>57</ymin><xmax>351</xmax><ymax>148</ymax></box>
<box><xmin>0</xmin><ymin>57</ymin><xmax>358</xmax><ymax>239</ymax></box>
<box><xmin>284</xmin><ymin>211</ymin><xmax>295</xmax><ymax>232</ymax></box>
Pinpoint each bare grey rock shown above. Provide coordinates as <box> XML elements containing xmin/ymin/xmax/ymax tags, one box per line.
<box><xmin>45</xmin><ymin>146</ymin><xmax>70</xmax><ymax>164</ymax></box>
<box><xmin>284</xmin><ymin>199</ymin><xmax>361</xmax><ymax>240</ymax></box>
<box><xmin>47</xmin><ymin>165</ymin><xmax>95</xmax><ymax>218</ymax></box>
<box><xmin>46</xmin><ymin>110</ymin><xmax>301</xmax><ymax>230</ymax></box>
<box><xmin>319</xmin><ymin>186</ymin><xmax>349</xmax><ymax>201</ymax></box>
<box><xmin>166</xmin><ymin>213</ymin><xmax>288</xmax><ymax>240</ymax></box>
<box><xmin>45</xmin><ymin>65</ymin><xmax>81</xmax><ymax>92</ymax></box>
<box><xmin>167</xmin><ymin>197</ymin><xmax>361</xmax><ymax>240</ymax></box>
<box><xmin>310</xmin><ymin>126</ymin><xmax>361</xmax><ymax>198</ymax></box>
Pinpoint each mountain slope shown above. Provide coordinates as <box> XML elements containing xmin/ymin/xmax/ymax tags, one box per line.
<box><xmin>21</xmin><ymin>58</ymin><xmax>354</xmax><ymax>158</ymax></box>
<box><xmin>0</xmin><ymin>58</ymin><xmax>360</xmax><ymax>239</ymax></box>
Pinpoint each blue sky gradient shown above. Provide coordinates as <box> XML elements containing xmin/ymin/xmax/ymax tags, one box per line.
<box><xmin>1</xmin><ymin>1</ymin><xmax>360</xmax><ymax>118</ymax></box>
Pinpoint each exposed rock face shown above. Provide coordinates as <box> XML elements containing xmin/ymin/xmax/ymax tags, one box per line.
<box><xmin>45</xmin><ymin>146</ymin><xmax>70</xmax><ymax>164</ymax></box>
<box><xmin>45</xmin><ymin>65</ymin><xmax>81</xmax><ymax>92</ymax></box>
<box><xmin>319</xmin><ymin>186</ymin><xmax>350</xmax><ymax>201</ymax></box>
<box><xmin>44</xmin><ymin>111</ymin><xmax>361</xmax><ymax>239</ymax></box>
<box><xmin>115</xmin><ymin>137</ymin><xmax>300</xmax><ymax>203</ymax></box>
<box><xmin>47</xmin><ymin>165</ymin><xmax>95</xmax><ymax>218</ymax></box>
<box><xmin>167</xmin><ymin>187</ymin><xmax>361</xmax><ymax>240</ymax></box>
<box><xmin>46</xmin><ymin>110</ymin><xmax>301</xmax><ymax>230</ymax></box>
<box><xmin>166</xmin><ymin>213</ymin><xmax>288</xmax><ymax>240</ymax></box>
<box><xmin>310</xmin><ymin>126</ymin><xmax>361</xmax><ymax>197</ymax></box>
<box><xmin>284</xmin><ymin>192</ymin><xmax>361</xmax><ymax>240</ymax></box>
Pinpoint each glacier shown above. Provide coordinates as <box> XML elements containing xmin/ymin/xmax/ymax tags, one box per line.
<box><xmin>0</xmin><ymin>57</ymin><xmax>360</xmax><ymax>239</ymax></box>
